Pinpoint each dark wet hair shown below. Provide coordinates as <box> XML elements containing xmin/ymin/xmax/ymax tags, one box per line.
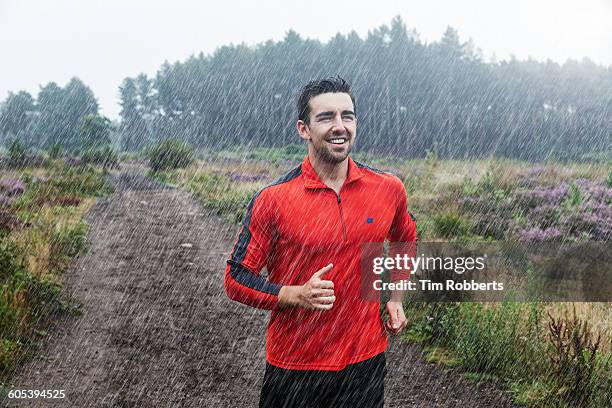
<box><xmin>297</xmin><ymin>76</ymin><xmax>356</xmax><ymax>124</ymax></box>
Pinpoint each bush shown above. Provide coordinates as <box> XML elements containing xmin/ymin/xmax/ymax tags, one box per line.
<box><xmin>11</xmin><ymin>165</ymin><xmax>112</xmax><ymax>212</ymax></box>
<box><xmin>148</xmin><ymin>139</ymin><xmax>195</xmax><ymax>172</ymax></box>
<box><xmin>48</xmin><ymin>166</ymin><xmax>111</xmax><ymax>197</ymax></box>
<box><xmin>589</xmin><ymin>361</ymin><xmax>612</xmax><ymax>408</ymax></box>
<box><xmin>149</xmin><ymin>170</ymin><xmax>179</xmax><ymax>186</ymax></box>
<box><xmin>454</xmin><ymin>303</ymin><xmax>533</xmax><ymax>376</ymax></box>
<box><xmin>432</xmin><ymin>211</ymin><xmax>470</xmax><ymax>238</ymax></box>
<box><xmin>404</xmin><ymin>166</ymin><xmax>433</xmax><ymax>195</ymax></box>
<box><xmin>81</xmin><ymin>146</ymin><xmax>119</xmax><ymax>169</ymax></box>
<box><xmin>0</xmin><ymin>238</ymin><xmax>62</xmax><ymax>374</ymax></box>
<box><xmin>403</xmin><ymin>298</ymin><xmax>612</xmax><ymax>407</ymax></box>
<box><xmin>562</xmin><ymin>181</ymin><xmax>583</xmax><ymax>209</ymax></box>
<box><xmin>0</xmin><ymin>239</ymin><xmax>25</xmax><ymax>282</ymax></box>
<box><xmin>47</xmin><ymin>143</ymin><xmax>63</xmax><ymax>160</ymax></box>
<box><xmin>406</xmin><ymin>302</ymin><xmax>460</xmax><ymax>343</ymax></box>
<box><xmin>547</xmin><ymin>307</ymin><xmax>602</xmax><ymax>406</ymax></box>
<box><xmin>415</xmin><ymin>219</ymin><xmax>428</xmax><ymax>240</ymax></box>
<box><xmin>49</xmin><ymin>220</ymin><xmax>88</xmax><ymax>271</ymax></box>
<box><xmin>0</xmin><ymin>339</ymin><xmax>18</xmax><ymax>372</ymax></box>
<box><xmin>187</xmin><ymin>173</ymin><xmax>254</xmax><ymax>224</ymax></box>
<box><xmin>0</xmin><ymin>178</ymin><xmax>26</xmax><ymax>210</ymax></box>
<box><xmin>6</xmin><ymin>138</ymin><xmax>27</xmax><ymax>168</ymax></box>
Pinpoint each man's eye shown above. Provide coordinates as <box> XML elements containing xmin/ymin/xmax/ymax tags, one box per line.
<box><xmin>342</xmin><ymin>115</ymin><xmax>355</xmax><ymax>121</ymax></box>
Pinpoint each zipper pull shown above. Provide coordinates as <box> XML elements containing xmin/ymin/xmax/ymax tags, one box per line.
<box><xmin>336</xmin><ymin>194</ymin><xmax>341</xmax><ymax>203</ymax></box>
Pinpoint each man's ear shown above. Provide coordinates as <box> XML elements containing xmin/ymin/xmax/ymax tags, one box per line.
<box><xmin>296</xmin><ymin>120</ymin><xmax>310</xmax><ymax>141</ymax></box>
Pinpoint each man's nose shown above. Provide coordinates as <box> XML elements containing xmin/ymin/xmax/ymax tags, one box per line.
<box><xmin>331</xmin><ymin>115</ymin><xmax>345</xmax><ymax>132</ymax></box>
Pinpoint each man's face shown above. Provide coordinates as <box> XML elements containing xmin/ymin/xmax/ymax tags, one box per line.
<box><xmin>297</xmin><ymin>92</ymin><xmax>356</xmax><ymax>164</ymax></box>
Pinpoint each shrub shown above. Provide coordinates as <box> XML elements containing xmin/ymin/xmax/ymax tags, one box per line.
<box><xmin>456</xmin><ymin>175</ymin><xmax>612</xmax><ymax>242</ymax></box>
<box><xmin>547</xmin><ymin>307</ymin><xmax>601</xmax><ymax>406</ymax></box>
<box><xmin>528</xmin><ymin>204</ymin><xmax>562</xmax><ymax>229</ymax></box>
<box><xmin>589</xmin><ymin>359</ymin><xmax>612</xmax><ymax>408</ymax></box>
<box><xmin>454</xmin><ymin>303</ymin><xmax>542</xmax><ymax>378</ymax></box>
<box><xmin>6</xmin><ymin>138</ymin><xmax>27</xmax><ymax>168</ymax></box>
<box><xmin>148</xmin><ymin>139</ymin><xmax>195</xmax><ymax>172</ymax></box>
<box><xmin>562</xmin><ymin>182</ymin><xmax>583</xmax><ymax>209</ymax></box>
<box><xmin>404</xmin><ymin>298</ymin><xmax>611</xmax><ymax>407</ymax></box>
<box><xmin>461</xmin><ymin>177</ymin><xmax>479</xmax><ymax>196</ymax></box>
<box><xmin>47</xmin><ymin>143</ymin><xmax>63</xmax><ymax>160</ymax></box>
<box><xmin>51</xmin><ymin>220</ymin><xmax>88</xmax><ymax>260</ymax></box>
<box><xmin>64</xmin><ymin>156</ymin><xmax>84</xmax><ymax>168</ymax></box>
<box><xmin>432</xmin><ymin>211</ymin><xmax>470</xmax><ymax>238</ymax></box>
<box><xmin>408</xmin><ymin>302</ymin><xmax>460</xmax><ymax>343</ymax></box>
<box><xmin>0</xmin><ymin>339</ymin><xmax>18</xmax><ymax>372</ymax></box>
<box><xmin>513</xmin><ymin>184</ymin><xmax>569</xmax><ymax>209</ymax></box>
<box><xmin>0</xmin><ymin>239</ymin><xmax>24</xmax><ymax>282</ymax></box>
<box><xmin>415</xmin><ymin>219</ymin><xmax>428</xmax><ymax>240</ymax></box>
<box><xmin>52</xmin><ymin>195</ymin><xmax>82</xmax><ymax>207</ymax></box>
<box><xmin>81</xmin><ymin>146</ymin><xmax>119</xmax><ymax>169</ymax></box>
<box><xmin>0</xmin><ymin>210</ymin><xmax>27</xmax><ymax>237</ymax></box>
<box><xmin>469</xmin><ymin>213</ymin><xmax>511</xmax><ymax>240</ymax></box>
<box><xmin>10</xmin><ymin>166</ymin><xmax>111</xmax><ymax>212</ymax></box>
<box><xmin>403</xmin><ymin>164</ymin><xmax>435</xmax><ymax>195</ymax></box>
<box><xmin>424</xmin><ymin>143</ymin><xmax>439</xmax><ymax>170</ymax></box>
<box><xmin>187</xmin><ymin>173</ymin><xmax>254</xmax><ymax>224</ymax></box>
<box><xmin>517</xmin><ymin>227</ymin><xmax>564</xmax><ymax>242</ymax></box>
<box><xmin>149</xmin><ymin>170</ymin><xmax>179</xmax><ymax>186</ymax></box>
<box><xmin>48</xmin><ymin>166</ymin><xmax>111</xmax><ymax>197</ymax></box>
<box><xmin>0</xmin><ymin>178</ymin><xmax>26</xmax><ymax>211</ymax></box>
<box><xmin>0</xmin><ymin>238</ymin><xmax>64</xmax><ymax>375</ymax></box>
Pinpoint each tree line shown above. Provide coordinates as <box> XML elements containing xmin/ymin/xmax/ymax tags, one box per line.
<box><xmin>1</xmin><ymin>16</ymin><xmax>611</xmax><ymax>161</ymax></box>
<box><xmin>0</xmin><ymin>77</ymin><xmax>113</xmax><ymax>157</ymax></box>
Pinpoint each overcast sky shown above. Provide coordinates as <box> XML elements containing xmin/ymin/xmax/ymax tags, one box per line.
<box><xmin>1</xmin><ymin>0</ymin><xmax>611</xmax><ymax>119</ymax></box>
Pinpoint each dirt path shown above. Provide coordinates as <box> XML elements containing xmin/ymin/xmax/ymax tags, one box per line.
<box><xmin>3</xmin><ymin>164</ymin><xmax>518</xmax><ymax>407</ymax></box>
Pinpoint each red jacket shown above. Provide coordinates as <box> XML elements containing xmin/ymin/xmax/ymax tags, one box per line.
<box><xmin>224</xmin><ymin>155</ymin><xmax>417</xmax><ymax>370</ymax></box>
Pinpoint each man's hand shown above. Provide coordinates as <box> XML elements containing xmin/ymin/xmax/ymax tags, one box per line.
<box><xmin>277</xmin><ymin>263</ymin><xmax>335</xmax><ymax>310</ymax></box>
<box><xmin>384</xmin><ymin>301</ymin><xmax>407</xmax><ymax>335</ymax></box>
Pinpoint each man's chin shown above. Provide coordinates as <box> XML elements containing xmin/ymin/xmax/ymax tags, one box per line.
<box><xmin>311</xmin><ymin>143</ymin><xmax>352</xmax><ymax>164</ymax></box>
<box><xmin>323</xmin><ymin>151</ymin><xmax>350</xmax><ymax>164</ymax></box>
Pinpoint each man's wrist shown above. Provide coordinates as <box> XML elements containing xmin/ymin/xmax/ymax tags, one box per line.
<box><xmin>389</xmin><ymin>289</ymin><xmax>406</xmax><ymax>302</ymax></box>
<box><xmin>277</xmin><ymin>285</ymin><xmax>301</xmax><ymax>308</ymax></box>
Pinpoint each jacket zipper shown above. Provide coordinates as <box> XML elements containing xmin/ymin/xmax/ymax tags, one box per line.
<box><xmin>336</xmin><ymin>193</ymin><xmax>347</xmax><ymax>242</ymax></box>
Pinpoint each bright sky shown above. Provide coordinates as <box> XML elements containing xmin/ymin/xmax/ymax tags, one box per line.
<box><xmin>1</xmin><ymin>0</ymin><xmax>610</xmax><ymax>119</ymax></box>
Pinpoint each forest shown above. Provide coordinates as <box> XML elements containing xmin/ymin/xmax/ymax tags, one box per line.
<box><xmin>1</xmin><ymin>16</ymin><xmax>611</xmax><ymax>162</ymax></box>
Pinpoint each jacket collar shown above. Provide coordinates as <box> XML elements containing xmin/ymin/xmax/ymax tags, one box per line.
<box><xmin>301</xmin><ymin>155</ymin><xmax>364</xmax><ymax>190</ymax></box>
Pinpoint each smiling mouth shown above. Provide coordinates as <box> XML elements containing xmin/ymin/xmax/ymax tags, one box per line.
<box><xmin>327</xmin><ymin>137</ymin><xmax>348</xmax><ymax>145</ymax></box>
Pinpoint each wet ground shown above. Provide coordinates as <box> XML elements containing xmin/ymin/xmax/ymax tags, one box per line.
<box><xmin>3</xmin><ymin>163</ymin><xmax>518</xmax><ymax>407</ymax></box>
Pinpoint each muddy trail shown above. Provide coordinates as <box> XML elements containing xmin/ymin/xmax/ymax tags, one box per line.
<box><xmin>3</xmin><ymin>164</ymin><xmax>518</xmax><ymax>408</ymax></box>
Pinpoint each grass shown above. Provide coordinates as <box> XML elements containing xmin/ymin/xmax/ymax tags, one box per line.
<box><xmin>432</xmin><ymin>211</ymin><xmax>471</xmax><ymax>238</ymax></box>
<box><xmin>547</xmin><ymin>303</ymin><xmax>612</xmax><ymax>353</ymax></box>
<box><xmin>403</xmin><ymin>301</ymin><xmax>611</xmax><ymax>407</ymax></box>
<box><xmin>150</xmin><ymin>162</ymin><xmax>267</xmax><ymax>224</ymax></box>
<box><xmin>424</xmin><ymin>345</ymin><xmax>461</xmax><ymax>367</ymax></box>
<box><xmin>0</xmin><ymin>160</ymin><xmax>112</xmax><ymax>380</ymax></box>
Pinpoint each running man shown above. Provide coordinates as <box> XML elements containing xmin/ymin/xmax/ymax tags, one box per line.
<box><xmin>224</xmin><ymin>76</ymin><xmax>417</xmax><ymax>407</ymax></box>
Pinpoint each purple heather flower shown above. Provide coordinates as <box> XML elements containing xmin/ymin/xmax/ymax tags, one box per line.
<box><xmin>519</xmin><ymin>227</ymin><xmax>563</xmax><ymax>242</ymax></box>
<box><xmin>0</xmin><ymin>194</ymin><xmax>13</xmax><ymax>207</ymax></box>
<box><xmin>0</xmin><ymin>178</ymin><xmax>26</xmax><ymax>197</ymax></box>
